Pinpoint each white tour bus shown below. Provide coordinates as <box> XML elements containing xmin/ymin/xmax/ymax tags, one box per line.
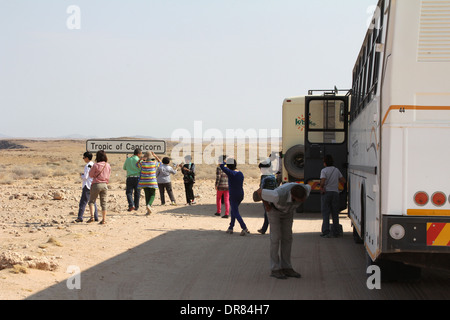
<box><xmin>282</xmin><ymin>0</ymin><xmax>450</xmax><ymax>277</ymax></box>
<box><xmin>349</xmin><ymin>0</ymin><xmax>450</xmax><ymax>276</ymax></box>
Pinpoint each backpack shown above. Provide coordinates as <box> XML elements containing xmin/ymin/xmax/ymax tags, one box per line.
<box><xmin>261</xmin><ymin>175</ymin><xmax>277</xmax><ymax>190</ymax></box>
<box><xmin>183</xmin><ymin>163</ymin><xmax>195</xmax><ymax>183</ymax></box>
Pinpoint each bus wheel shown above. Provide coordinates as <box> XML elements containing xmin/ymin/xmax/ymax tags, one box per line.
<box><xmin>284</xmin><ymin>144</ymin><xmax>305</xmax><ymax>180</ymax></box>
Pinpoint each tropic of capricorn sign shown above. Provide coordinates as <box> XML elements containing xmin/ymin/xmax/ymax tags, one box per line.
<box><xmin>86</xmin><ymin>140</ymin><xmax>166</xmax><ymax>154</ymax></box>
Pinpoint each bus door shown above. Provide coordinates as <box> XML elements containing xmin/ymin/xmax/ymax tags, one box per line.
<box><xmin>303</xmin><ymin>95</ymin><xmax>349</xmax><ymax>213</ymax></box>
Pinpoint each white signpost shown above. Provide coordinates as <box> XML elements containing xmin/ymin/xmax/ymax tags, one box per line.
<box><xmin>86</xmin><ymin>140</ymin><xmax>166</xmax><ymax>154</ymax></box>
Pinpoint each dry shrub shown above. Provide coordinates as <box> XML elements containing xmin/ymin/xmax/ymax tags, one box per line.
<box><xmin>52</xmin><ymin>169</ymin><xmax>67</xmax><ymax>177</ymax></box>
<box><xmin>12</xmin><ymin>167</ymin><xmax>28</xmax><ymax>179</ymax></box>
<box><xmin>31</xmin><ymin>167</ymin><xmax>50</xmax><ymax>180</ymax></box>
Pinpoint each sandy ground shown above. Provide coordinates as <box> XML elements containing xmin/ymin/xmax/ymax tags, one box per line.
<box><xmin>1</xmin><ymin>140</ymin><xmax>449</xmax><ymax>301</ymax></box>
<box><xmin>0</xmin><ymin>139</ymin><xmax>278</xmax><ymax>300</ymax></box>
<box><xmin>0</xmin><ymin>174</ymin><xmax>269</xmax><ymax>300</ymax></box>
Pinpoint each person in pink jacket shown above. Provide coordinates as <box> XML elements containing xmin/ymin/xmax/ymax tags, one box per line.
<box><xmin>88</xmin><ymin>150</ymin><xmax>111</xmax><ymax>224</ymax></box>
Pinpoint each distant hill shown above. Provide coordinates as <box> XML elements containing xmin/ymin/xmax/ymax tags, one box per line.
<box><xmin>57</xmin><ymin>134</ymin><xmax>156</xmax><ymax>140</ymax></box>
<box><xmin>57</xmin><ymin>134</ymin><xmax>98</xmax><ymax>139</ymax></box>
<box><xmin>0</xmin><ymin>140</ymin><xmax>27</xmax><ymax>150</ymax></box>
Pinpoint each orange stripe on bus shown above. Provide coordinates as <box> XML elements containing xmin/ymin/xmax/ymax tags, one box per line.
<box><xmin>408</xmin><ymin>209</ymin><xmax>450</xmax><ymax>216</ymax></box>
<box><xmin>381</xmin><ymin>105</ymin><xmax>450</xmax><ymax>126</ymax></box>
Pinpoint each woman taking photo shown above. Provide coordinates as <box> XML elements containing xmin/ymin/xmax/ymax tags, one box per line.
<box><xmin>220</xmin><ymin>158</ymin><xmax>249</xmax><ymax>236</ymax></box>
<box><xmin>137</xmin><ymin>151</ymin><xmax>161</xmax><ymax>215</ymax></box>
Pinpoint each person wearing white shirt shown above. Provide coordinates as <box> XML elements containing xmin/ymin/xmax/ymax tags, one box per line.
<box><xmin>156</xmin><ymin>157</ymin><xmax>177</xmax><ymax>205</ymax></box>
<box><xmin>75</xmin><ymin>152</ymin><xmax>98</xmax><ymax>222</ymax></box>
<box><xmin>320</xmin><ymin>155</ymin><xmax>346</xmax><ymax>238</ymax></box>
<box><xmin>256</xmin><ymin>183</ymin><xmax>311</xmax><ymax>279</ymax></box>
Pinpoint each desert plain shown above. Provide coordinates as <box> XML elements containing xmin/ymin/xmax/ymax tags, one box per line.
<box><xmin>2</xmin><ymin>139</ymin><xmax>449</xmax><ymax>301</ymax></box>
<box><xmin>0</xmin><ymin>138</ymin><xmax>284</xmax><ymax>299</ymax></box>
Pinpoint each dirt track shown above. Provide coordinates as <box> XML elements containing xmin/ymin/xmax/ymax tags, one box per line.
<box><xmin>25</xmin><ymin>206</ymin><xmax>450</xmax><ymax>300</ymax></box>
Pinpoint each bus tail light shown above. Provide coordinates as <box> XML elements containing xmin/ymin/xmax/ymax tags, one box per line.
<box><xmin>431</xmin><ymin>192</ymin><xmax>446</xmax><ymax>207</ymax></box>
<box><xmin>414</xmin><ymin>192</ymin><xmax>429</xmax><ymax>206</ymax></box>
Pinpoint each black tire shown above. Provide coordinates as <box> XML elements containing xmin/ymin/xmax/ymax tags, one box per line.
<box><xmin>284</xmin><ymin>144</ymin><xmax>305</xmax><ymax>180</ymax></box>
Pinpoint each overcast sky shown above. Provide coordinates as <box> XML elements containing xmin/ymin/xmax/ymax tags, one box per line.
<box><xmin>0</xmin><ymin>0</ymin><xmax>378</xmax><ymax>139</ymax></box>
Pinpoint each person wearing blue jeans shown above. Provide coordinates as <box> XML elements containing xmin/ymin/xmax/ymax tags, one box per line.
<box><xmin>123</xmin><ymin>148</ymin><xmax>142</xmax><ymax>211</ymax></box>
<box><xmin>75</xmin><ymin>152</ymin><xmax>98</xmax><ymax>222</ymax></box>
<box><xmin>220</xmin><ymin>159</ymin><xmax>249</xmax><ymax>236</ymax></box>
<box><xmin>78</xmin><ymin>185</ymin><xmax>98</xmax><ymax>222</ymax></box>
<box><xmin>320</xmin><ymin>155</ymin><xmax>346</xmax><ymax>238</ymax></box>
<box><xmin>320</xmin><ymin>192</ymin><xmax>340</xmax><ymax>236</ymax></box>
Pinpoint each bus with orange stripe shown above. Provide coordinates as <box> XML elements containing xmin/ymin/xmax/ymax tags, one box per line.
<box><xmin>348</xmin><ymin>0</ymin><xmax>450</xmax><ymax>275</ymax></box>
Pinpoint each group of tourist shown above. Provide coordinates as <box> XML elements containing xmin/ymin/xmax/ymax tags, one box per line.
<box><xmin>74</xmin><ymin>148</ymin><xmax>195</xmax><ymax>225</ymax></box>
<box><xmin>74</xmin><ymin>147</ymin><xmax>344</xmax><ymax>280</ymax></box>
<box><xmin>122</xmin><ymin>148</ymin><xmax>178</xmax><ymax>216</ymax></box>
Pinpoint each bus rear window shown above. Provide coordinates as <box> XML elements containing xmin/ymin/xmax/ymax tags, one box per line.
<box><xmin>307</xmin><ymin>100</ymin><xmax>346</xmax><ymax>144</ymax></box>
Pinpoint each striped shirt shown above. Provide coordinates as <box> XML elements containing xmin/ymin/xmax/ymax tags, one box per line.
<box><xmin>137</xmin><ymin>161</ymin><xmax>160</xmax><ymax>189</ymax></box>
